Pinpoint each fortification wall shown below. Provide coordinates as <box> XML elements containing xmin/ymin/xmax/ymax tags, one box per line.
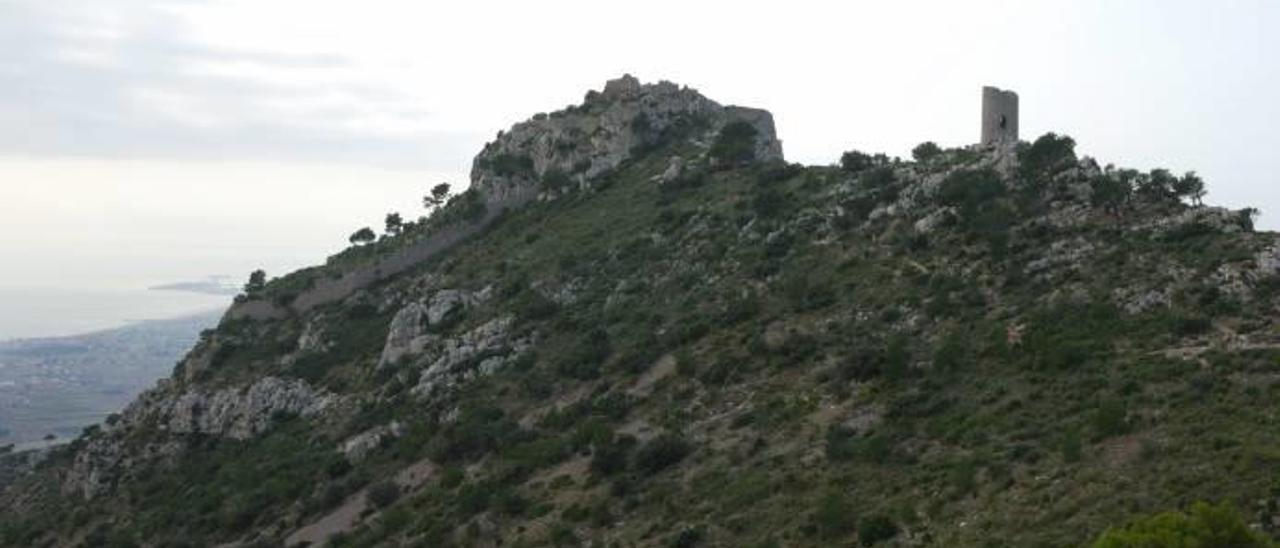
<box><xmin>223</xmin><ymin>186</ymin><xmax>537</xmax><ymax>322</ymax></box>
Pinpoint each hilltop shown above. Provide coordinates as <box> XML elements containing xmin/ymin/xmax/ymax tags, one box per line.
<box><xmin>3</xmin><ymin>76</ymin><xmax>1280</xmax><ymax>547</ymax></box>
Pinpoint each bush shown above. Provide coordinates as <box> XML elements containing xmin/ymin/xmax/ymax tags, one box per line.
<box><xmin>1019</xmin><ymin>133</ymin><xmax>1077</xmax><ymax>179</ymax></box>
<box><xmin>366</xmin><ymin>481</ymin><xmax>400</xmax><ymax>509</ymax></box>
<box><xmin>1092</xmin><ymin>501</ymin><xmax>1276</xmax><ymax>548</ymax></box>
<box><xmin>709</xmin><ymin>121</ymin><xmax>760</xmax><ymax>167</ymax></box>
<box><xmin>857</xmin><ymin>514</ymin><xmax>899</xmax><ymax>546</ymax></box>
<box><xmin>635</xmin><ymin>433</ymin><xmax>691</xmax><ymax>475</ymax></box>
<box><xmin>840</xmin><ymin>150</ymin><xmax>873</xmax><ymax>172</ymax></box>
<box><xmin>814</xmin><ymin>492</ymin><xmax>856</xmax><ymax>539</ymax></box>
<box><xmin>590</xmin><ymin>435</ymin><xmax>634</xmax><ymax>476</ymax></box>
<box><xmin>670</xmin><ymin>527</ymin><xmax>704</xmax><ymax>547</ymax></box>
<box><xmin>541</xmin><ymin>169</ymin><xmax>574</xmax><ymax>193</ymax></box>
<box><xmin>482</xmin><ymin>153</ymin><xmax>535</xmax><ymax>177</ymax></box>
<box><xmin>911</xmin><ymin>141</ymin><xmax>942</xmax><ymax>162</ymax></box>
<box><xmin>556</xmin><ymin>328</ymin><xmax>612</xmax><ymax>380</ymax></box>
<box><xmin>1092</xmin><ymin>399</ymin><xmax>1128</xmax><ymax>439</ymax></box>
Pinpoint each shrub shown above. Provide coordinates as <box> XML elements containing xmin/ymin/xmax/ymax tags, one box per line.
<box><xmin>556</xmin><ymin>328</ymin><xmax>612</xmax><ymax>380</ymax></box>
<box><xmin>709</xmin><ymin>121</ymin><xmax>760</xmax><ymax>167</ymax></box>
<box><xmin>635</xmin><ymin>433</ymin><xmax>691</xmax><ymax>475</ymax></box>
<box><xmin>541</xmin><ymin>169</ymin><xmax>574</xmax><ymax>193</ymax></box>
<box><xmin>366</xmin><ymin>481</ymin><xmax>400</xmax><ymax>509</ymax></box>
<box><xmin>1092</xmin><ymin>399</ymin><xmax>1128</xmax><ymax>439</ymax></box>
<box><xmin>814</xmin><ymin>492</ymin><xmax>856</xmax><ymax>539</ymax></box>
<box><xmin>840</xmin><ymin>150</ymin><xmax>873</xmax><ymax>172</ymax></box>
<box><xmin>1019</xmin><ymin>133</ymin><xmax>1077</xmax><ymax>178</ymax></box>
<box><xmin>482</xmin><ymin>153</ymin><xmax>535</xmax><ymax>177</ymax></box>
<box><xmin>670</xmin><ymin>527</ymin><xmax>704</xmax><ymax>547</ymax></box>
<box><xmin>938</xmin><ymin>169</ymin><xmax>1006</xmax><ymax>210</ymax></box>
<box><xmin>856</xmin><ymin>514</ymin><xmax>899</xmax><ymax>546</ymax></box>
<box><xmin>1091</xmin><ymin>501</ymin><xmax>1276</xmax><ymax>548</ymax></box>
<box><xmin>911</xmin><ymin>141</ymin><xmax>942</xmax><ymax>163</ymax></box>
<box><xmin>590</xmin><ymin>435</ymin><xmax>634</xmax><ymax>476</ymax></box>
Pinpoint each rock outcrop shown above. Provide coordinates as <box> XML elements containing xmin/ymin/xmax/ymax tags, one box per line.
<box><xmin>471</xmin><ymin>74</ymin><xmax>784</xmax><ymax>204</ymax></box>
<box><xmin>379</xmin><ymin>288</ymin><xmax>492</xmax><ymax>368</ymax></box>
<box><xmin>60</xmin><ymin>377</ymin><xmax>335</xmax><ymax>499</ymax></box>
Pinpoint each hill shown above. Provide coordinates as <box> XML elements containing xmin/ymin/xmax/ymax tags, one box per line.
<box><xmin>3</xmin><ymin>76</ymin><xmax>1279</xmax><ymax>547</ymax></box>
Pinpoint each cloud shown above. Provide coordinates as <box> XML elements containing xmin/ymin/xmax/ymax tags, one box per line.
<box><xmin>0</xmin><ymin>0</ymin><xmax>477</xmax><ymax>169</ymax></box>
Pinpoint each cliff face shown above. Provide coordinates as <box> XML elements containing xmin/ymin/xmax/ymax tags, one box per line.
<box><xmin>4</xmin><ymin>79</ymin><xmax>1280</xmax><ymax>548</ymax></box>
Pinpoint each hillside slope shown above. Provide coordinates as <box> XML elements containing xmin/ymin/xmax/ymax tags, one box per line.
<box><xmin>4</xmin><ymin>76</ymin><xmax>1280</xmax><ymax>547</ymax></box>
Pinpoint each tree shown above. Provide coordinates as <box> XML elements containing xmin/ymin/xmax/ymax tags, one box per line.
<box><xmin>1137</xmin><ymin>168</ymin><xmax>1178</xmax><ymax>201</ymax></box>
<box><xmin>384</xmin><ymin>212</ymin><xmax>403</xmax><ymax>235</ymax></box>
<box><xmin>243</xmin><ymin>269</ymin><xmax>266</xmax><ymax>295</ymax></box>
<box><xmin>1173</xmin><ymin>171</ymin><xmax>1206</xmax><ymax>206</ymax></box>
<box><xmin>911</xmin><ymin>141</ymin><xmax>942</xmax><ymax>163</ymax></box>
<box><xmin>348</xmin><ymin>227</ymin><xmax>376</xmax><ymax>246</ymax></box>
<box><xmin>1090</xmin><ymin>175</ymin><xmax>1132</xmax><ymax>216</ymax></box>
<box><xmin>708</xmin><ymin>121</ymin><xmax>760</xmax><ymax>167</ymax></box>
<box><xmin>424</xmin><ymin>183</ymin><xmax>452</xmax><ymax>211</ymax></box>
<box><xmin>840</xmin><ymin>150</ymin><xmax>873</xmax><ymax>172</ymax></box>
<box><xmin>1019</xmin><ymin>133</ymin><xmax>1077</xmax><ymax>179</ymax></box>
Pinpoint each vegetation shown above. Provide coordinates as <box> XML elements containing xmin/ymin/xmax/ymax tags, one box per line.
<box><xmin>348</xmin><ymin>227</ymin><xmax>376</xmax><ymax>246</ymax></box>
<box><xmin>911</xmin><ymin>141</ymin><xmax>942</xmax><ymax>162</ymax></box>
<box><xmin>243</xmin><ymin>269</ymin><xmax>266</xmax><ymax>295</ymax></box>
<box><xmin>709</xmin><ymin>121</ymin><xmax>759</xmax><ymax>166</ymax></box>
<box><xmin>1092</xmin><ymin>502</ymin><xmax>1277</xmax><ymax>548</ymax></box>
<box><xmin>3</xmin><ymin>122</ymin><xmax>1276</xmax><ymax>548</ymax></box>
<box><xmin>423</xmin><ymin>183</ymin><xmax>452</xmax><ymax>212</ymax></box>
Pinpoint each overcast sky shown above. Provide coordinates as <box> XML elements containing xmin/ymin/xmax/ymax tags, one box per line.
<box><xmin>1</xmin><ymin>0</ymin><xmax>1277</xmax><ymax>292</ymax></box>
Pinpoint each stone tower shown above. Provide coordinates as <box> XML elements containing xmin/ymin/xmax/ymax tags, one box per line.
<box><xmin>980</xmin><ymin>86</ymin><xmax>1019</xmax><ymax>145</ymax></box>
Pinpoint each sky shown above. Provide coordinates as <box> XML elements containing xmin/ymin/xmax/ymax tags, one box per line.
<box><xmin>1</xmin><ymin>0</ymin><xmax>1278</xmax><ymax>293</ymax></box>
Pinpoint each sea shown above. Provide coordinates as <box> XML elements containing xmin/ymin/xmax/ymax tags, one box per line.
<box><xmin>0</xmin><ymin>287</ymin><xmax>231</xmax><ymax>341</ymax></box>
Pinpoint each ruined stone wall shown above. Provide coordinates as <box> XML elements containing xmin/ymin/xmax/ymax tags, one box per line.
<box><xmin>981</xmin><ymin>86</ymin><xmax>1019</xmax><ymax>145</ymax></box>
<box><xmin>224</xmin><ymin>186</ymin><xmax>537</xmax><ymax>322</ymax></box>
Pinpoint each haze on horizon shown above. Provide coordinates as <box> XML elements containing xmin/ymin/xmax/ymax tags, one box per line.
<box><xmin>1</xmin><ymin>0</ymin><xmax>1277</xmax><ymax>294</ymax></box>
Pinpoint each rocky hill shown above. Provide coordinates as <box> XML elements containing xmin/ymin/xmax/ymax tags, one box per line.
<box><xmin>3</xmin><ymin>76</ymin><xmax>1280</xmax><ymax>547</ymax></box>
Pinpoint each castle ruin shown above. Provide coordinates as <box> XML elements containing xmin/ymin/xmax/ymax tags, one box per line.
<box><xmin>981</xmin><ymin>86</ymin><xmax>1019</xmax><ymax>145</ymax></box>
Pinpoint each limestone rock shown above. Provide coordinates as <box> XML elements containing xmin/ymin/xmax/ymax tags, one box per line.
<box><xmin>157</xmin><ymin>377</ymin><xmax>333</xmax><ymax>440</ymax></box>
<box><xmin>341</xmin><ymin>421</ymin><xmax>403</xmax><ymax>462</ymax></box>
<box><xmin>411</xmin><ymin>316</ymin><xmax>531</xmax><ymax>397</ymax></box>
<box><xmin>471</xmin><ymin>74</ymin><xmax>783</xmax><ymax>205</ymax></box>
<box><xmin>378</xmin><ymin>288</ymin><xmax>491</xmax><ymax>368</ymax></box>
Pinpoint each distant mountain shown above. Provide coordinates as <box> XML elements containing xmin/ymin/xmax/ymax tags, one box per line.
<box><xmin>0</xmin><ymin>310</ymin><xmax>220</xmax><ymax>448</ymax></box>
<box><xmin>149</xmin><ymin>276</ymin><xmax>239</xmax><ymax>296</ymax></box>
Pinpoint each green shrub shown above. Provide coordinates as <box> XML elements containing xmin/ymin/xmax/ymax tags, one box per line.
<box><xmin>856</xmin><ymin>514</ymin><xmax>899</xmax><ymax>546</ymax></box>
<box><xmin>482</xmin><ymin>153</ymin><xmax>535</xmax><ymax>177</ymax></box>
<box><xmin>840</xmin><ymin>150</ymin><xmax>873</xmax><ymax>172</ymax></box>
<box><xmin>1019</xmin><ymin>133</ymin><xmax>1077</xmax><ymax>179</ymax></box>
<box><xmin>590</xmin><ymin>435</ymin><xmax>635</xmax><ymax>476</ymax></box>
<box><xmin>1092</xmin><ymin>399</ymin><xmax>1128</xmax><ymax>439</ymax></box>
<box><xmin>541</xmin><ymin>169</ymin><xmax>574</xmax><ymax>192</ymax></box>
<box><xmin>670</xmin><ymin>527</ymin><xmax>704</xmax><ymax>547</ymax></box>
<box><xmin>556</xmin><ymin>328</ymin><xmax>612</xmax><ymax>380</ymax></box>
<box><xmin>911</xmin><ymin>141</ymin><xmax>942</xmax><ymax>163</ymax></box>
<box><xmin>1092</xmin><ymin>501</ymin><xmax>1276</xmax><ymax>548</ymax></box>
<box><xmin>814</xmin><ymin>491</ymin><xmax>856</xmax><ymax>539</ymax></box>
<box><xmin>366</xmin><ymin>481</ymin><xmax>400</xmax><ymax>509</ymax></box>
<box><xmin>635</xmin><ymin>433</ymin><xmax>691</xmax><ymax>475</ymax></box>
<box><xmin>710</xmin><ymin>121</ymin><xmax>760</xmax><ymax>166</ymax></box>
